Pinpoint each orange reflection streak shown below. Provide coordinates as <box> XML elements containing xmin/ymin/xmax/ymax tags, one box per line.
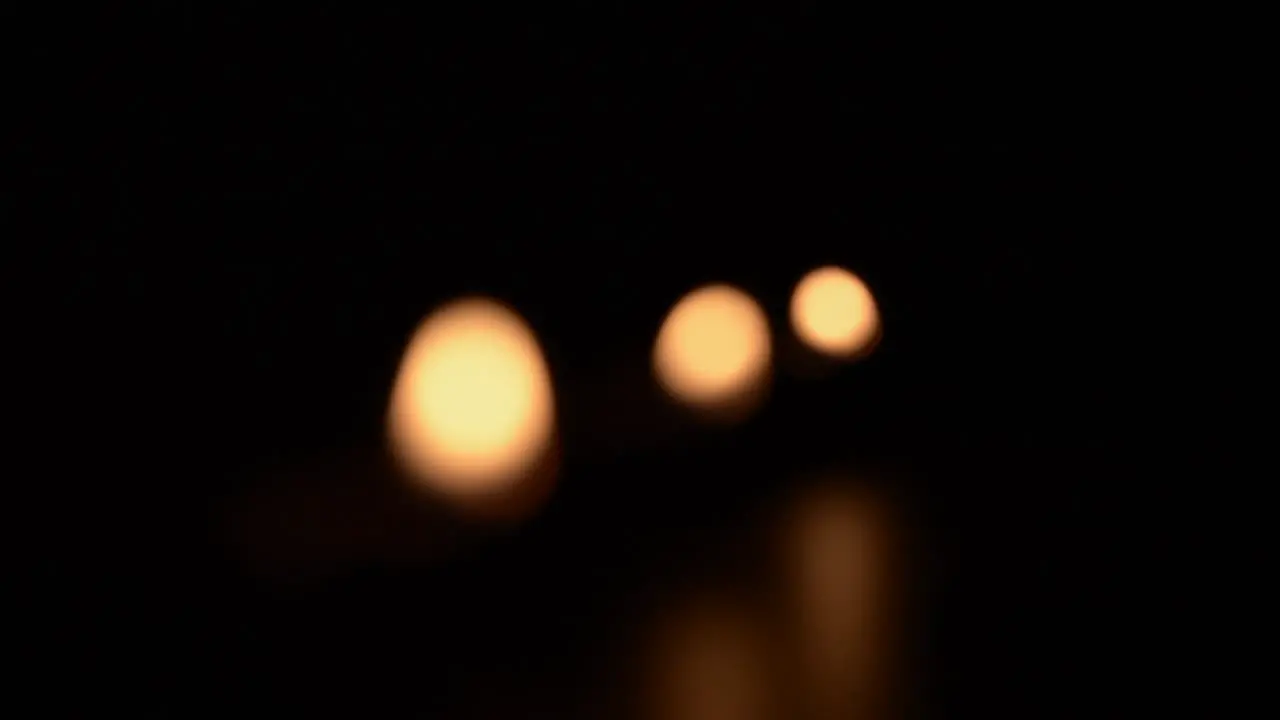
<box><xmin>645</xmin><ymin>594</ymin><xmax>780</xmax><ymax>720</ymax></box>
<box><xmin>783</xmin><ymin>482</ymin><xmax>899</xmax><ymax>720</ymax></box>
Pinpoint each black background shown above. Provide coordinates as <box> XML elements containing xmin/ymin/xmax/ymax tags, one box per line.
<box><xmin>10</xmin><ymin>7</ymin><xmax>1230</xmax><ymax>717</ymax></box>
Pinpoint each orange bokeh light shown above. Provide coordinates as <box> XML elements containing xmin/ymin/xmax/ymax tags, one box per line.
<box><xmin>790</xmin><ymin>266</ymin><xmax>880</xmax><ymax>358</ymax></box>
<box><xmin>386</xmin><ymin>297</ymin><xmax>556</xmax><ymax>507</ymax></box>
<box><xmin>652</xmin><ymin>284</ymin><xmax>772</xmax><ymax>418</ymax></box>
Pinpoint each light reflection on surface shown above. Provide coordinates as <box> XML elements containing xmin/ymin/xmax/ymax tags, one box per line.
<box><xmin>643</xmin><ymin>592</ymin><xmax>780</xmax><ymax>720</ymax></box>
<box><xmin>782</xmin><ymin>480</ymin><xmax>899</xmax><ymax>719</ymax></box>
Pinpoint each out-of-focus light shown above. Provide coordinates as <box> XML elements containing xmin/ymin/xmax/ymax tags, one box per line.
<box><xmin>645</xmin><ymin>595</ymin><xmax>778</xmax><ymax>720</ymax></box>
<box><xmin>386</xmin><ymin>297</ymin><xmax>556</xmax><ymax>509</ymax></box>
<box><xmin>652</xmin><ymin>284</ymin><xmax>771</xmax><ymax>418</ymax></box>
<box><xmin>783</xmin><ymin>482</ymin><xmax>897</xmax><ymax>719</ymax></box>
<box><xmin>789</xmin><ymin>266</ymin><xmax>880</xmax><ymax>358</ymax></box>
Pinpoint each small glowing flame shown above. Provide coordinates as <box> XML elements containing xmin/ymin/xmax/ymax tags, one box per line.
<box><xmin>386</xmin><ymin>297</ymin><xmax>555</xmax><ymax>504</ymax></box>
<box><xmin>790</xmin><ymin>266</ymin><xmax>880</xmax><ymax>358</ymax></box>
<box><xmin>652</xmin><ymin>284</ymin><xmax>771</xmax><ymax>415</ymax></box>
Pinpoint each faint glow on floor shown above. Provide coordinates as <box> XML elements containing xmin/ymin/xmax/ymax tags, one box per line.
<box><xmin>644</xmin><ymin>593</ymin><xmax>779</xmax><ymax>720</ymax></box>
<box><xmin>783</xmin><ymin>480</ymin><xmax>898</xmax><ymax>719</ymax></box>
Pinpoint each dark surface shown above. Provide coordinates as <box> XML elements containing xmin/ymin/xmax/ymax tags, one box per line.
<box><xmin>12</xmin><ymin>8</ymin><xmax>1225</xmax><ymax>716</ymax></box>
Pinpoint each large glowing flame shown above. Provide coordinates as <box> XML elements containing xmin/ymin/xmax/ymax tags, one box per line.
<box><xmin>387</xmin><ymin>297</ymin><xmax>556</xmax><ymax>505</ymax></box>
<box><xmin>652</xmin><ymin>284</ymin><xmax>771</xmax><ymax>417</ymax></box>
<box><xmin>790</xmin><ymin>266</ymin><xmax>880</xmax><ymax>358</ymax></box>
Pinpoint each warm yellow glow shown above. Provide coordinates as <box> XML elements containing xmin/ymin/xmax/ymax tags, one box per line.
<box><xmin>386</xmin><ymin>298</ymin><xmax>555</xmax><ymax>502</ymax></box>
<box><xmin>653</xmin><ymin>284</ymin><xmax>771</xmax><ymax>411</ymax></box>
<box><xmin>790</xmin><ymin>266</ymin><xmax>880</xmax><ymax>358</ymax></box>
